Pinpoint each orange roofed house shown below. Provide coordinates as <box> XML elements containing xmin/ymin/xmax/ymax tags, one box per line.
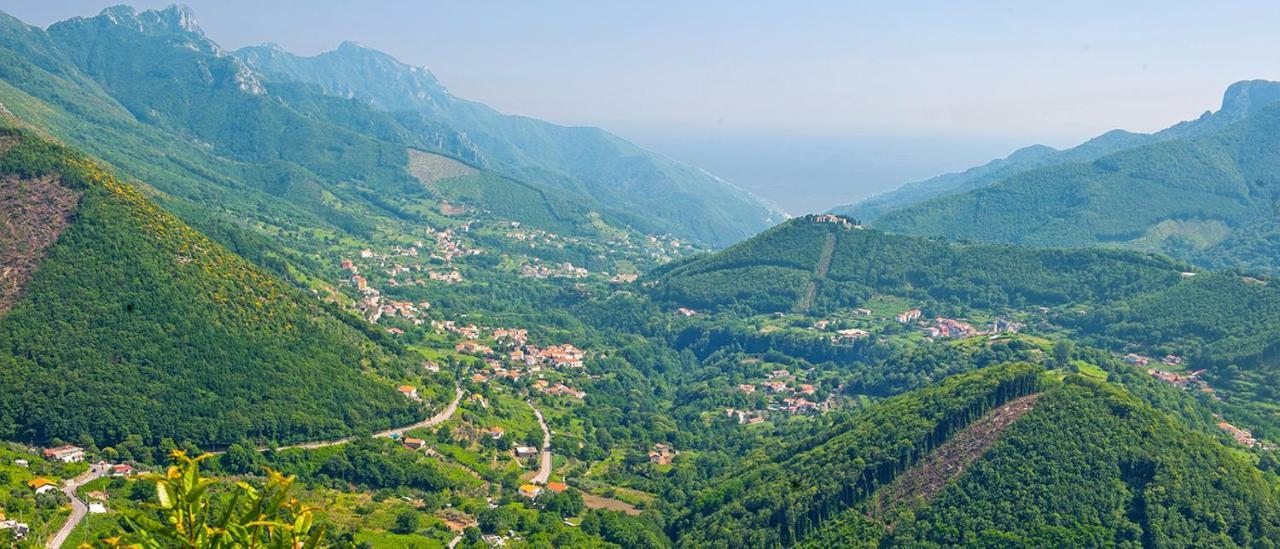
<box><xmin>397</xmin><ymin>385</ymin><xmax>421</xmax><ymax>401</ymax></box>
<box><xmin>28</xmin><ymin>478</ymin><xmax>58</xmax><ymax>494</ymax></box>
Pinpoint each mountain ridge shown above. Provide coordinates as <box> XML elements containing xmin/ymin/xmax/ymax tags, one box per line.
<box><xmin>832</xmin><ymin>79</ymin><xmax>1280</xmax><ymax>224</ymax></box>
<box><xmin>233</xmin><ymin>34</ymin><xmax>787</xmax><ymax>245</ymax></box>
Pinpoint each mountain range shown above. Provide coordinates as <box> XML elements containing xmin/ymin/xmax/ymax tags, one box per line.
<box><xmin>0</xmin><ymin>4</ymin><xmax>782</xmax><ymax>253</ymax></box>
<box><xmin>833</xmin><ymin>79</ymin><xmax>1280</xmax><ymax>273</ymax></box>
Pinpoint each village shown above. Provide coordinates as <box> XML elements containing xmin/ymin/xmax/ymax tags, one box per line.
<box><xmin>733</xmin><ymin>368</ymin><xmax>831</xmax><ymax>419</ymax></box>
<box><xmin>0</xmin><ymin>442</ymin><xmax>141</xmax><ymax>544</ymax></box>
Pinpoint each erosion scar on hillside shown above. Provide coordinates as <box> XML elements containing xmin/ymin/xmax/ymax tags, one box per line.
<box><xmin>874</xmin><ymin>392</ymin><xmax>1042</xmax><ymax>522</ymax></box>
<box><xmin>793</xmin><ymin>232</ymin><xmax>836</xmax><ymax>313</ymax></box>
<box><xmin>0</xmin><ymin>174</ymin><xmax>82</xmax><ymax>314</ymax></box>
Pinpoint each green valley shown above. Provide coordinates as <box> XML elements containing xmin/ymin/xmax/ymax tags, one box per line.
<box><xmin>1</xmin><ymin>4</ymin><xmax>1279</xmax><ymax>549</ymax></box>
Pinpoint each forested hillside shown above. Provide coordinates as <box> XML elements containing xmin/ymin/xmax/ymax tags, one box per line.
<box><xmin>0</xmin><ymin>126</ymin><xmax>449</xmax><ymax>448</ymax></box>
<box><xmin>833</xmin><ymin>79</ymin><xmax>1280</xmax><ymax>227</ymax></box>
<box><xmin>869</xmin><ymin>86</ymin><xmax>1280</xmax><ymax>273</ymax></box>
<box><xmin>674</xmin><ymin>362</ymin><xmax>1042</xmax><ymax>546</ymax></box>
<box><xmin>648</xmin><ymin>215</ymin><xmax>1187</xmax><ymax>315</ymax></box>
<box><xmin>794</xmin><ymin>376</ymin><xmax>1280</xmax><ymax>547</ymax></box>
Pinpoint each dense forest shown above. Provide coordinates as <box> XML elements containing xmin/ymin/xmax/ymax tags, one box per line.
<box><xmin>671</xmin><ymin>366</ymin><xmax>1280</xmax><ymax>548</ymax></box>
<box><xmin>839</xmin><ymin>378</ymin><xmax>1280</xmax><ymax>547</ymax></box>
<box><xmin>0</xmin><ymin>127</ymin><xmax>449</xmax><ymax>448</ymax></box>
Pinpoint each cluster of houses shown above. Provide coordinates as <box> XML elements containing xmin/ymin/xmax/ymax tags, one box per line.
<box><xmin>455</xmin><ymin>333</ymin><xmax>587</xmax><ymax>372</ymax></box>
<box><xmin>1127</xmin><ymin>353</ymin><xmax>1186</xmax><ymax>369</ymax></box>
<box><xmin>737</xmin><ymin>370</ymin><xmax>825</xmax><ymax>416</ymax></box>
<box><xmin>520</xmin><ymin>261</ymin><xmax>589</xmax><ymax>279</ymax></box>
<box><xmin>357</xmin><ymin>295</ymin><xmax>430</xmax><ymax>325</ymax></box>
<box><xmin>502</xmin><ymin>227</ymin><xmax>577</xmax><ymax>249</ymax></box>
<box><xmin>1146</xmin><ymin>367</ymin><xmax>1207</xmax><ymax>389</ymax></box>
<box><xmin>724</xmin><ymin>408</ymin><xmax>766</xmax><ymax>425</ymax></box>
<box><xmin>896</xmin><ymin>309</ymin><xmax>923</xmax><ymax>323</ymax></box>
<box><xmin>443</xmin><ymin>324</ymin><xmax>591</xmax><ymax>397</ymax></box>
<box><xmin>428</xmin><ymin>270</ymin><xmax>464</xmax><ymax>284</ymax></box>
<box><xmin>436</xmin><ymin>320</ymin><xmax>482</xmax><ymax>340</ymax></box>
<box><xmin>457</xmin><ymin>341</ymin><xmax>496</xmax><ymax>356</ymax></box>
<box><xmin>805</xmin><ymin>213</ymin><xmax>862</xmax><ymax>228</ymax></box>
<box><xmin>648</xmin><ymin>443</ymin><xmax>678</xmax><ymax>465</ymax></box>
<box><xmin>925</xmin><ymin>318</ymin><xmax>978</xmax><ymax>339</ymax></box>
<box><xmin>518</xmin><ymin>481</ymin><xmax>568</xmax><ymax>500</ymax></box>
<box><xmin>779</xmin><ymin>397</ymin><xmax>823</xmax><ymax>415</ymax></box>
<box><xmin>427</xmin><ymin>227</ymin><xmax>480</xmax><ymax>262</ymax></box>
<box><xmin>533</xmin><ymin>380</ymin><xmax>587</xmax><ymax>399</ymax></box>
<box><xmin>889</xmin><ymin>308</ymin><xmax>1024</xmax><ymax>340</ymax></box>
<box><xmin>1217</xmin><ymin>421</ymin><xmax>1259</xmax><ymax>448</ymax></box>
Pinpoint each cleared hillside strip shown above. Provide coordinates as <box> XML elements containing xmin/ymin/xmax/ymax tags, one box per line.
<box><xmin>793</xmin><ymin>231</ymin><xmax>836</xmax><ymax>314</ymax></box>
<box><xmin>872</xmin><ymin>392</ymin><xmax>1041</xmax><ymax>521</ymax></box>
<box><xmin>407</xmin><ymin>148</ymin><xmax>478</xmax><ymax>186</ymax></box>
<box><xmin>0</xmin><ymin>174</ymin><xmax>81</xmax><ymax>313</ymax></box>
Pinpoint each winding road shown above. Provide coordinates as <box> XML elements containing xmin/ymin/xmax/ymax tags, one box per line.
<box><xmin>55</xmin><ymin>385</ymin><xmax>466</xmax><ymax>547</ymax></box>
<box><xmin>528</xmin><ymin>401</ymin><xmax>553</xmax><ymax>485</ymax></box>
<box><xmin>47</xmin><ymin>462</ymin><xmax>106</xmax><ymax>549</ymax></box>
<box><xmin>274</xmin><ymin>385</ymin><xmax>465</xmax><ymax>451</ymax></box>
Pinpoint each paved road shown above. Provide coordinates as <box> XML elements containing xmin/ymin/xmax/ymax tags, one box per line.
<box><xmin>448</xmin><ymin>534</ymin><xmax>464</xmax><ymax>548</ymax></box>
<box><xmin>272</xmin><ymin>385</ymin><xmax>465</xmax><ymax>451</ymax></box>
<box><xmin>55</xmin><ymin>385</ymin><xmax>465</xmax><ymax>544</ymax></box>
<box><xmin>528</xmin><ymin>402</ymin><xmax>553</xmax><ymax>485</ymax></box>
<box><xmin>47</xmin><ymin>462</ymin><xmax>106</xmax><ymax>549</ymax></box>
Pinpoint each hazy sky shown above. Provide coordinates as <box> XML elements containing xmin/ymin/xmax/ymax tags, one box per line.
<box><xmin>8</xmin><ymin>1</ymin><xmax>1280</xmax><ymax>212</ymax></box>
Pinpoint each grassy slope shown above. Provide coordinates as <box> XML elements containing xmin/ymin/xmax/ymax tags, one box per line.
<box><xmin>0</xmin><ymin>128</ymin><xmax>446</xmax><ymax>447</ymax></box>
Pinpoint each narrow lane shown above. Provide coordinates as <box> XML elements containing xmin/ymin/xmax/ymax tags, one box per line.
<box><xmin>277</xmin><ymin>384</ymin><xmax>465</xmax><ymax>451</ymax></box>
<box><xmin>528</xmin><ymin>401</ymin><xmax>553</xmax><ymax>484</ymax></box>
<box><xmin>47</xmin><ymin>462</ymin><xmax>106</xmax><ymax>548</ymax></box>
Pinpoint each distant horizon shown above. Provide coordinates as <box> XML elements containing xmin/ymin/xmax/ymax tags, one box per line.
<box><xmin>6</xmin><ymin>1</ymin><xmax>1276</xmax><ymax>212</ymax></box>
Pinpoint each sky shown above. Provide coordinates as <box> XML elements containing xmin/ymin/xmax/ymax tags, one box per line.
<box><xmin>8</xmin><ymin>1</ymin><xmax>1280</xmax><ymax>213</ymax></box>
